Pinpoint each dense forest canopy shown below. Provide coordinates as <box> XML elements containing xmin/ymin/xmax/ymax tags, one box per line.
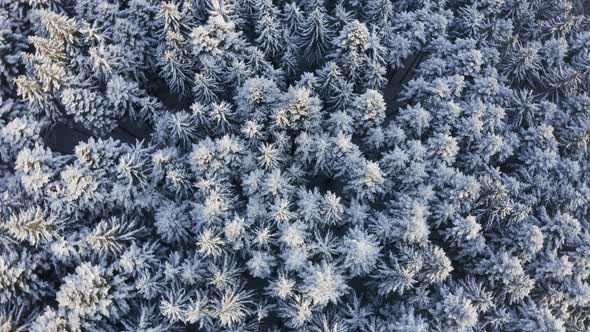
<box><xmin>1</xmin><ymin>0</ymin><xmax>590</xmax><ymax>331</ymax></box>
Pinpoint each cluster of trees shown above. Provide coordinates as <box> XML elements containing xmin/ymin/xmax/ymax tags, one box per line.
<box><xmin>0</xmin><ymin>0</ymin><xmax>589</xmax><ymax>331</ymax></box>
